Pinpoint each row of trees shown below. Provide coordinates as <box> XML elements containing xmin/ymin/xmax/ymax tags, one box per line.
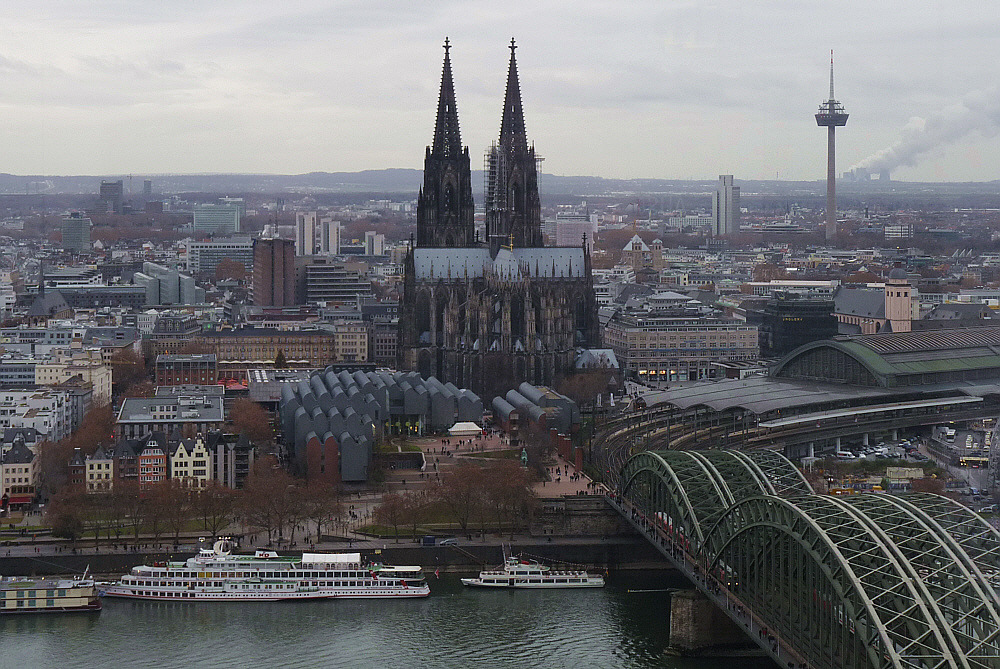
<box><xmin>46</xmin><ymin>458</ymin><xmax>342</xmax><ymax>549</ymax></box>
<box><xmin>374</xmin><ymin>460</ymin><xmax>536</xmax><ymax>542</ymax></box>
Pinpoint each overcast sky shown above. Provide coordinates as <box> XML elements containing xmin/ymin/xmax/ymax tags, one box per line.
<box><xmin>2</xmin><ymin>0</ymin><xmax>999</xmax><ymax>182</ymax></box>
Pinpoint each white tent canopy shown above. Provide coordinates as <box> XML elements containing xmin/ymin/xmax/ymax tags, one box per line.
<box><xmin>448</xmin><ymin>421</ymin><xmax>482</xmax><ymax>436</ymax></box>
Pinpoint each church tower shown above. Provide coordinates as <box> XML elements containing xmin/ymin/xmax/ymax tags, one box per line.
<box><xmin>486</xmin><ymin>39</ymin><xmax>543</xmax><ymax>256</ymax></box>
<box><xmin>884</xmin><ymin>267</ymin><xmax>912</xmax><ymax>333</ymax></box>
<box><xmin>415</xmin><ymin>39</ymin><xmax>476</xmax><ymax>249</ymax></box>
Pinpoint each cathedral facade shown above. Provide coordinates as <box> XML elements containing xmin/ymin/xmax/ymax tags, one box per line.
<box><xmin>398</xmin><ymin>40</ymin><xmax>598</xmax><ymax>400</ymax></box>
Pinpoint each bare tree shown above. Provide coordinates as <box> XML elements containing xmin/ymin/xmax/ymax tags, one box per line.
<box><xmin>240</xmin><ymin>457</ymin><xmax>296</xmax><ymax>544</ymax></box>
<box><xmin>156</xmin><ymin>481</ymin><xmax>192</xmax><ymax>546</ymax></box>
<box><xmin>432</xmin><ymin>463</ymin><xmax>485</xmax><ymax>538</ymax></box>
<box><xmin>110</xmin><ymin>480</ymin><xmax>144</xmax><ymax>542</ymax></box>
<box><xmin>374</xmin><ymin>492</ymin><xmax>409</xmax><ymax>543</ymax></box>
<box><xmin>47</xmin><ymin>489</ymin><xmax>86</xmax><ymax>548</ymax></box>
<box><xmin>86</xmin><ymin>492</ymin><xmax>118</xmax><ymax>550</ymax></box>
<box><xmin>214</xmin><ymin>258</ymin><xmax>247</xmax><ymax>282</ymax></box>
<box><xmin>110</xmin><ymin>348</ymin><xmax>148</xmax><ymax>394</ymax></box>
<box><xmin>192</xmin><ymin>482</ymin><xmax>239</xmax><ymax>537</ymax></box>
<box><xmin>300</xmin><ymin>482</ymin><xmax>342</xmax><ymax>543</ymax></box>
<box><xmin>141</xmin><ymin>485</ymin><xmax>170</xmax><ymax>546</ymax></box>
<box><xmin>481</xmin><ymin>460</ymin><xmax>536</xmax><ymax>539</ymax></box>
<box><xmin>230</xmin><ymin>398</ymin><xmax>274</xmax><ymax>444</ymax></box>
<box><xmin>403</xmin><ymin>490</ymin><xmax>431</xmax><ymax>541</ymax></box>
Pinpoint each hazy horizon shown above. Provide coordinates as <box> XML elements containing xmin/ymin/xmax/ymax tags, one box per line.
<box><xmin>3</xmin><ymin>2</ymin><xmax>1000</xmax><ymax>183</ymax></box>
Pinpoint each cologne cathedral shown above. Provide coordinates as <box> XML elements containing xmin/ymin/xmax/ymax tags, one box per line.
<box><xmin>398</xmin><ymin>40</ymin><xmax>599</xmax><ymax>399</ymax></box>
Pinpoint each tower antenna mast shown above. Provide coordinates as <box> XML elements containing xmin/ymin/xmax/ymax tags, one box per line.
<box><xmin>815</xmin><ymin>49</ymin><xmax>849</xmax><ymax>242</ymax></box>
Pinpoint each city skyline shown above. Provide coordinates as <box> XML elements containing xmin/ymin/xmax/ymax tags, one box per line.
<box><xmin>2</xmin><ymin>1</ymin><xmax>999</xmax><ymax>182</ymax></box>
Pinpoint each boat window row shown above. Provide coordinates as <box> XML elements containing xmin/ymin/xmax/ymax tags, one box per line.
<box><xmin>484</xmin><ymin>578</ymin><xmax>589</xmax><ymax>584</ymax></box>
<box><xmin>5</xmin><ymin>589</ymin><xmax>69</xmax><ymax>598</ymax></box>
<box><xmin>8</xmin><ymin>599</ymin><xmax>58</xmax><ymax>608</ymax></box>
<box><xmin>175</xmin><ymin>570</ymin><xmax>373</xmax><ymax>579</ymax></box>
<box><xmin>128</xmin><ymin>579</ymin><xmax>403</xmax><ymax>588</ymax></box>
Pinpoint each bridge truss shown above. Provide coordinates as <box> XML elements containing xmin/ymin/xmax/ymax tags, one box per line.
<box><xmin>611</xmin><ymin>449</ymin><xmax>1000</xmax><ymax>669</ymax></box>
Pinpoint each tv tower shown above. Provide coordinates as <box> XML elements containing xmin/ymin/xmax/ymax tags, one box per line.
<box><xmin>815</xmin><ymin>50</ymin><xmax>848</xmax><ymax>241</ymax></box>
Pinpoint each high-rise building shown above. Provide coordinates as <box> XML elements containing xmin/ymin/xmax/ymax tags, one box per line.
<box><xmin>61</xmin><ymin>213</ymin><xmax>92</xmax><ymax>254</ymax></box>
<box><xmin>712</xmin><ymin>175</ymin><xmax>740</xmax><ymax>236</ymax></box>
<box><xmin>192</xmin><ymin>203</ymin><xmax>241</xmax><ymax>235</ymax></box>
<box><xmin>218</xmin><ymin>197</ymin><xmax>246</xmax><ymax>220</ymax></box>
<box><xmin>295</xmin><ymin>212</ymin><xmax>318</xmax><ymax>256</ymax></box>
<box><xmin>99</xmin><ymin>180</ymin><xmax>124</xmax><ymax>214</ymax></box>
<box><xmin>319</xmin><ymin>217</ymin><xmax>341</xmax><ymax>254</ymax></box>
<box><xmin>185</xmin><ymin>237</ymin><xmax>254</xmax><ymax>276</ymax></box>
<box><xmin>133</xmin><ymin>261</ymin><xmax>205</xmax><ymax>305</ymax></box>
<box><xmin>364</xmin><ymin>231</ymin><xmax>385</xmax><ymax>256</ymax></box>
<box><xmin>746</xmin><ymin>291</ymin><xmax>838</xmax><ymax>359</ymax></box>
<box><xmin>303</xmin><ymin>257</ymin><xmax>374</xmax><ymax>305</ymax></box>
<box><xmin>142</xmin><ymin>179</ymin><xmax>152</xmax><ymax>197</ymax></box>
<box><xmin>252</xmin><ymin>237</ymin><xmax>297</xmax><ymax>307</ymax></box>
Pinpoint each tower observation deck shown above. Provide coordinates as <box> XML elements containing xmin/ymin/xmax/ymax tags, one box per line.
<box><xmin>816</xmin><ymin>51</ymin><xmax>848</xmax><ymax>242</ymax></box>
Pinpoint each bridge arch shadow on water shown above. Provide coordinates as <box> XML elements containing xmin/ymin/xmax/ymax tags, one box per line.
<box><xmin>607</xmin><ymin>449</ymin><xmax>1000</xmax><ymax>669</ymax></box>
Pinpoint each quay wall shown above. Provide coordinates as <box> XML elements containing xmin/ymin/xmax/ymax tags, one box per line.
<box><xmin>0</xmin><ymin>496</ymin><xmax>659</xmax><ymax>577</ymax></box>
<box><xmin>0</xmin><ymin>539</ymin><xmax>665</xmax><ymax>577</ymax></box>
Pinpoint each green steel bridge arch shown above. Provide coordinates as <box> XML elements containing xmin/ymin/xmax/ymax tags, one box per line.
<box><xmin>613</xmin><ymin>449</ymin><xmax>1000</xmax><ymax>669</ymax></box>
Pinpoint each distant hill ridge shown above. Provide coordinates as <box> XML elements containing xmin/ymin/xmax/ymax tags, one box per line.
<box><xmin>0</xmin><ymin>169</ymin><xmax>995</xmax><ymax>197</ymax></box>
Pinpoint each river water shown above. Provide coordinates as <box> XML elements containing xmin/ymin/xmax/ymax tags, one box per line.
<box><xmin>1</xmin><ymin>571</ymin><xmax>774</xmax><ymax>669</ymax></box>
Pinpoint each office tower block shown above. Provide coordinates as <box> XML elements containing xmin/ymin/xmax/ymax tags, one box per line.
<box><xmin>295</xmin><ymin>211</ymin><xmax>318</xmax><ymax>256</ymax></box>
<box><xmin>319</xmin><ymin>217</ymin><xmax>341</xmax><ymax>254</ymax></box>
<box><xmin>365</xmin><ymin>231</ymin><xmax>385</xmax><ymax>256</ymax></box>
<box><xmin>61</xmin><ymin>213</ymin><xmax>92</xmax><ymax>254</ymax></box>
<box><xmin>99</xmin><ymin>180</ymin><xmax>124</xmax><ymax>214</ymax></box>
<box><xmin>253</xmin><ymin>237</ymin><xmax>297</xmax><ymax>306</ymax></box>
<box><xmin>193</xmin><ymin>203</ymin><xmax>241</xmax><ymax>235</ymax></box>
<box><xmin>712</xmin><ymin>175</ymin><xmax>740</xmax><ymax>236</ymax></box>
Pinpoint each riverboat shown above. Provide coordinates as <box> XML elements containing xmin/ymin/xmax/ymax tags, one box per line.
<box><xmin>102</xmin><ymin>539</ymin><xmax>430</xmax><ymax>601</ymax></box>
<box><xmin>1</xmin><ymin>570</ymin><xmax>102</xmax><ymax>614</ymax></box>
<box><xmin>461</xmin><ymin>554</ymin><xmax>605</xmax><ymax>589</ymax></box>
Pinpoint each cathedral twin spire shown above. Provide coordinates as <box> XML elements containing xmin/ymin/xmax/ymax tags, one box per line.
<box><xmin>417</xmin><ymin>38</ymin><xmax>541</xmax><ymax>254</ymax></box>
<box><xmin>431</xmin><ymin>38</ymin><xmax>463</xmax><ymax>159</ymax></box>
<box><xmin>499</xmin><ymin>38</ymin><xmax>529</xmax><ymax>156</ymax></box>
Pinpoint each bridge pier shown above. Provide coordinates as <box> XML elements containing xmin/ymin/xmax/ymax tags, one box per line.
<box><xmin>667</xmin><ymin>590</ymin><xmax>759</xmax><ymax>657</ymax></box>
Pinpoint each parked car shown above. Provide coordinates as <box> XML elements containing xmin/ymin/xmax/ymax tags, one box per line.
<box><xmin>439</xmin><ymin>538</ymin><xmax>459</xmax><ymax>546</ymax></box>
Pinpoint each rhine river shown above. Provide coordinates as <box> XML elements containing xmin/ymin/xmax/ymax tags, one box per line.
<box><xmin>1</xmin><ymin>571</ymin><xmax>774</xmax><ymax>669</ymax></box>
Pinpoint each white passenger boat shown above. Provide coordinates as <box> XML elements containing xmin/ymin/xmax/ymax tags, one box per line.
<box><xmin>102</xmin><ymin>539</ymin><xmax>430</xmax><ymax>601</ymax></box>
<box><xmin>461</xmin><ymin>554</ymin><xmax>605</xmax><ymax>589</ymax></box>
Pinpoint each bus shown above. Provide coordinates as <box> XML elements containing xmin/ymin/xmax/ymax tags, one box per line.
<box><xmin>959</xmin><ymin>456</ymin><xmax>989</xmax><ymax>468</ymax></box>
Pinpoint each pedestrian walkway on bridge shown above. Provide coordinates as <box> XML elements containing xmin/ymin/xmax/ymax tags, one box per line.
<box><xmin>609</xmin><ymin>449</ymin><xmax>1000</xmax><ymax>669</ymax></box>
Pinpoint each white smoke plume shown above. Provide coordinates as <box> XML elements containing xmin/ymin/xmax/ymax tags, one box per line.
<box><xmin>850</xmin><ymin>86</ymin><xmax>1000</xmax><ymax>175</ymax></box>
